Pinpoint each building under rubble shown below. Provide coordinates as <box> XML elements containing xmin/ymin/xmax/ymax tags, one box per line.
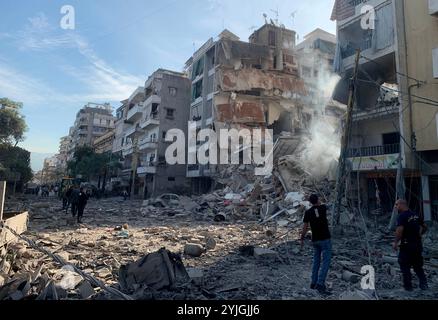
<box><xmin>185</xmin><ymin>24</ymin><xmax>315</xmax><ymax>193</ymax></box>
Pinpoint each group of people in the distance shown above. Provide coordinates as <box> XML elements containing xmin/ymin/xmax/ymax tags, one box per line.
<box><xmin>300</xmin><ymin>195</ymin><xmax>428</xmax><ymax>295</ymax></box>
<box><xmin>61</xmin><ymin>185</ymin><xmax>90</xmax><ymax>224</ymax></box>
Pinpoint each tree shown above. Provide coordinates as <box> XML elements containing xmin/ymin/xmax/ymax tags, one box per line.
<box><xmin>0</xmin><ymin>144</ymin><xmax>33</xmax><ymax>190</ymax></box>
<box><xmin>0</xmin><ymin>98</ymin><xmax>27</xmax><ymax>146</ymax></box>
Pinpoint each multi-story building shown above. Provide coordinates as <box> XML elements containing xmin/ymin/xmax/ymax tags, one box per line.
<box><xmin>112</xmin><ymin>69</ymin><xmax>191</xmax><ymax>198</ymax></box>
<box><xmin>331</xmin><ymin>0</ymin><xmax>438</xmax><ymax>220</ymax></box>
<box><xmin>93</xmin><ymin>130</ymin><xmax>115</xmax><ymax>154</ymax></box>
<box><xmin>69</xmin><ymin>103</ymin><xmax>115</xmax><ymax>156</ymax></box>
<box><xmin>184</xmin><ymin>24</ymin><xmax>308</xmax><ymax>193</ymax></box>
<box><xmin>55</xmin><ymin>135</ymin><xmax>72</xmax><ymax>171</ymax></box>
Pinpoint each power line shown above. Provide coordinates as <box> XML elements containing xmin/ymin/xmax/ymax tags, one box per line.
<box><xmin>359</xmin><ymin>54</ymin><xmax>426</xmax><ymax>85</ymax></box>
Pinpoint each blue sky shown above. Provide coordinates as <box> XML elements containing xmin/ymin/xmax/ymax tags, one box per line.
<box><xmin>0</xmin><ymin>0</ymin><xmax>336</xmax><ymax>169</ymax></box>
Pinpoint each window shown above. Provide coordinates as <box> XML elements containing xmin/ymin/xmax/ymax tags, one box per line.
<box><xmin>302</xmin><ymin>66</ymin><xmax>311</xmax><ymax>78</ymax></box>
<box><xmin>169</xmin><ymin>87</ymin><xmax>177</xmax><ymax>96</ymax></box>
<box><xmin>191</xmin><ymin>57</ymin><xmax>205</xmax><ymax>80</ymax></box>
<box><xmin>162</xmin><ymin>131</ymin><xmax>167</xmax><ymax>139</ymax></box>
<box><xmin>168</xmin><ymin>177</ymin><xmax>176</xmax><ymax>182</ymax></box>
<box><xmin>268</xmin><ymin>30</ymin><xmax>276</xmax><ymax>46</ymax></box>
<box><xmin>192</xmin><ymin>80</ymin><xmax>203</xmax><ymax>101</ymax></box>
<box><xmin>166</xmin><ymin>109</ymin><xmax>175</xmax><ymax>119</ymax></box>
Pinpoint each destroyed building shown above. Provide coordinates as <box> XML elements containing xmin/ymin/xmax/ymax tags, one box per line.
<box><xmin>112</xmin><ymin>69</ymin><xmax>191</xmax><ymax>198</ymax></box>
<box><xmin>331</xmin><ymin>0</ymin><xmax>438</xmax><ymax>221</ymax></box>
<box><xmin>185</xmin><ymin>24</ymin><xmax>314</xmax><ymax>193</ymax></box>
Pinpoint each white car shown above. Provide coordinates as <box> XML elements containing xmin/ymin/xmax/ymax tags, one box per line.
<box><xmin>148</xmin><ymin>194</ymin><xmax>180</xmax><ymax>207</ymax></box>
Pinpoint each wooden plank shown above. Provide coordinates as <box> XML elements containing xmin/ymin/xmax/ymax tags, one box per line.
<box><xmin>0</xmin><ymin>181</ymin><xmax>5</xmax><ymax>221</ymax></box>
<box><xmin>0</xmin><ymin>211</ymin><xmax>28</xmax><ymax>246</ymax></box>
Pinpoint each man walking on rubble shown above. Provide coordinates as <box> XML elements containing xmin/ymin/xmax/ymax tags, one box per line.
<box><xmin>76</xmin><ymin>187</ymin><xmax>89</xmax><ymax>224</ymax></box>
<box><xmin>300</xmin><ymin>194</ymin><xmax>332</xmax><ymax>295</ymax></box>
<box><xmin>70</xmin><ymin>185</ymin><xmax>80</xmax><ymax>218</ymax></box>
<box><xmin>393</xmin><ymin>199</ymin><xmax>428</xmax><ymax>291</ymax></box>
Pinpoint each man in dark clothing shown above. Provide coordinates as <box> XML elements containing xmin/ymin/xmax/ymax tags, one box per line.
<box><xmin>393</xmin><ymin>199</ymin><xmax>428</xmax><ymax>291</ymax></box>
<box><xmin>70</xmin><ymin>186</ymin><xmax>80</xmax><ymax>218</ymax></box>
<box><xmin>63</xmin><ymin>186</ymin><xmax>73</xmax><ymax>211</ymax></box>
<box><xmin>300</xmin><ymin>194</ymin><xmax>332</xmax><ymax>295</ymax></box>
<box><xmin>77</xmin><ymin>188</ymin><xmax>89</xmax><ymax>223</ymax></box>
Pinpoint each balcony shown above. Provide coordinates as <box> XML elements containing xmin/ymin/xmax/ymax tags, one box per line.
<box><xmin>125</xmin><ymin>124</ymin><xmax>143</xmax><ymax>138</ymax></box>
<box><xmin>347</xmin><ymin>143</ymin><xmax>400</xmax><ymax>158</ymax></box>
<box><xmin>137</xmin><ymin>163</ymin><xmax>157</xmax><ymax>174</ymax></box>
<box><xmin>353</xmin><ymin>104</ymin><xmax>399</xmax><ymax>121</ymax></box>
<box><xmin>122</xmin><ymin>144</ymin><xmax>133</xmax><ymax>156</ymax></box>
<box><xmin>144</xmin><ymin>94</ymin><xmax>161</xmax><ymax>108</ymax></box>
<box><xmin>341</xmin><ymin>38</ymin><xmax>372</xmax><ymax>59</ymax></box>
<box><xmin>138</xmin><ymin>138</ymin><xmax>158</xmax><ymax>151</ymax></box>
<box><xmin>140</xmin><ymin>114</ymin><xmax>160</xmax><ymax>129</ymax></box>
<box><xmin>126</xmin><ymin>104</ymin><xmax>143</xmax><ymax>121</ymax></box>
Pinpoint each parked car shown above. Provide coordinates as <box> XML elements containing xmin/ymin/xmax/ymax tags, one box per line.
<box><xmin>147</xmin><ymin>194</ymin><xmax>180</xmax><ymax>207</ymax></box>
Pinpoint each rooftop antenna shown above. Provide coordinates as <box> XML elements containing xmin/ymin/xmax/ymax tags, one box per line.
<box><xmin>270</xmin><ymin>7</ymin><xmax>279</xmax><ymax>26</ymax></box>
<box><xmin>263</xmin><ymin>13</ymin><xmax>268</xmax><ymax>24</ymax></box>
<box><xmin>290</xmin><ymin>10</ymin><xmax>298</xmax><ymax>26</ymax></box>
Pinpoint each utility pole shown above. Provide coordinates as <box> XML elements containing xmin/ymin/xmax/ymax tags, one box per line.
<box><xmin>333</xmin><ymin>50</ymin><xmax>361</xmax><ymax>226</ymax></box>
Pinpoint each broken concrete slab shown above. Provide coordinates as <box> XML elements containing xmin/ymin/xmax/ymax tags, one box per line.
<box><xmin>184</xmin><ymin>243</ymin><xmax>205</xmax><ymax>257</ymax></box>
<box><xmin>77</xmin><ymin>281</ymin><xmax>95</xmax><ymax>299</ymax></box>
<box><xmin>253</xmin><ymin>247</ymin><xmax>277</xmax><ymax>259</ymax></box>
<box><xmin>186</xmin><ymin>268</ymin><xmax>204</xmax><ymax>286</ymax></box>
<box><xmin>342</xmin><ymin>270</ymin><xmax>360</xmax><ymax>283</ymax></box>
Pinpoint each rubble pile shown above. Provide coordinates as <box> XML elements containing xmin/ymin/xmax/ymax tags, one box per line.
<box><xmin>0</xmin><ymin>194</ymin><xmax>437</xmax><ymax>300</ymax></box>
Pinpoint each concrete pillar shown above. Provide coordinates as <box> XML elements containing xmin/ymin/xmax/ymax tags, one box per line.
<box><xmin>422</xmin><ymin>176</ymin><xmax>432</xmax><ymax>221</ymax></box>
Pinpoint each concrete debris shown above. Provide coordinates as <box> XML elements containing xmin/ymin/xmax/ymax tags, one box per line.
<box><xmin>118</xmin><ymin>248</ymin><xmax>189</xmax><ymax>292</ymax></box>
<box><xmin>184</xmin><ymin>243</ymin><xmax>205</xmax><ymax>257</ymax></box>
<box><xmin>253</xmin><ymin>247</ymin><xmax>277</xmax><ymax>259</ymax></box>
<box><xmin>1</xmin><ymin>194</ymin><xmax>436</xmax><ymax>301</ymax></box>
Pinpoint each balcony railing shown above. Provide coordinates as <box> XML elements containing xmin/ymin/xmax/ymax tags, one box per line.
<box><xmin>347</xmin><ymin>143</ymin><xmax>400</xmax><ymax>158</ymax></box>
<box><xmin>341</xmin><ymin>38</ymin><xmax>372</xmax><ymax>59</ymax></box>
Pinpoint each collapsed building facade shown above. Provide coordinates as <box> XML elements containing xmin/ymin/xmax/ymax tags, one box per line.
<box><xmin>185</xmin><ymin>24</ymin><xmax>316</xmax><ymax>193</ymax></box>
<box><xmin>331</xmin><ymin>0</ymin><xmax>438</xmax><ymax>220</ymax></box>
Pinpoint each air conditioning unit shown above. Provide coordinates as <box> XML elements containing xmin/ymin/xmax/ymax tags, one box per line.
<box><xmin>430</xmin><ymin>0</ymin><xmax>438</xmax><ymax>15</ymax></box>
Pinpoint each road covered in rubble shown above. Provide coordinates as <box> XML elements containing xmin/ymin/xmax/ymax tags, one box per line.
<box><xmin>1</xmin><ymin>192</ymin><xmax>438</xmax><ymax>300</ymax></box>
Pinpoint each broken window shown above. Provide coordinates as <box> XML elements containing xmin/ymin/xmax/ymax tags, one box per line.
<box><xmin>191</xmin><ymin>104</ymin><xmax>202</xmax><ymax>121</ymax></box>
<box><xmin>269</xmin><ymin>30</ymin><xmax>276</xmax><ymax>46</ymax></box>
<box><xmin>191</xmin><ymin>57</ymin><xmax>205</xmax><ymax>80</ymax></box>
<box><xmin>151</xmin><ymin>103</ymin><xmax>159</xmax><ymax>118</ymax></box>
<box><xmin>169</xmin><ymin>87</ymin><xmax>177</xmax><ymax>97</ymax></box>
<box><xmin>166</xmin><ymin>109</ymin><xmax>175</xmax><ymax>119</ymax></box>
<box><xmin>192</xmin><ymin>80</ymin><xmax>203</xmax><ymax>102</ymax></box>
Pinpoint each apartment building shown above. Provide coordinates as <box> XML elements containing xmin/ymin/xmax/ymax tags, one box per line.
<box><xmin>113</xmin><ymin>69</ymin><xmax>191</xmax><ymax>198</ymax></box>
<box><xmin>69</xmin><ymin>103</ymin><xmax>115</xmax><ymax>156</ymax></box>
<box><xmin>184</xmin><ymin>24</ymin><xmax>308</xmax><ymax>193</ymax></box>
<box><xmin>93</xmin><ymin>130</ymin><xmax>115</xmax><ymax>154</ymax></box>
<box><xmin>331</xmin><ymin>0</ymin><xmax>438</xmax><ymax>220</ymax></box>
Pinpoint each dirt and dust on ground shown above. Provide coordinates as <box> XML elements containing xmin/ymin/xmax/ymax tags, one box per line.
<box><xmin>1</xmin><ymin>161</ymin><xmax>438</xmax><ymax>301</ymax></box>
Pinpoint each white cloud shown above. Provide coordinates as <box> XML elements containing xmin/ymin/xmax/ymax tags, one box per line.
<box><xmin>1</xmin><ymin>12</ymin><xmax>144</xmax><ymax>106</ymax></box>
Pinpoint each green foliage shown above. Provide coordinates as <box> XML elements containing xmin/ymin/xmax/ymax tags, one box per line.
<box><xmin>67</xmin><ymin>146</ymin><xmax>119</xmax><ymax>181</ymax></box>
<box><xmin>0</xmin><ymin>144</ymin><xmax>33</xmax><ymax>183</ymax></box>
<box><xmin>0</xmin><ymin>98</ymin><xmax>27</xmax><ymax>145</ymax></box>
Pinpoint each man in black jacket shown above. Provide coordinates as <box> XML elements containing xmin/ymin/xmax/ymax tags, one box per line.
<box><xmin>77</xmin><ymin>187</ymin><xmax>89</xmax><ymax>223</ymax></box>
